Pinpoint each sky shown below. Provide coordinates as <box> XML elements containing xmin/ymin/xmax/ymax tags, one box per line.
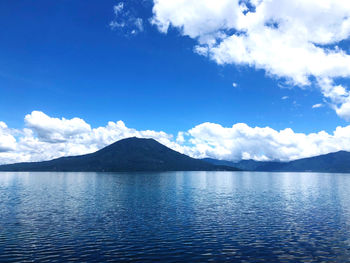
<box><xmin>1</xmin><ymin>0</ymin><xmax>350</xmax><ymax>164</ymax></box>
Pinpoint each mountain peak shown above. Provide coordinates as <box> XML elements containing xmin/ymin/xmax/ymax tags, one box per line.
<box><xmin>118</xmin><ymin>137</ymin><xmax>154</xmax><ymax>142</ymax></box>
<box><xmin>108</xmin><ymin>137</ymin><xmax>160</xmax><ymax>146</ymax></box>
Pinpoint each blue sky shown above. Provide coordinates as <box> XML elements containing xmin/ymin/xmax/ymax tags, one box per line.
<box><xmin>1</xmin><ymin>0</ymin><xmax>350</xmax><ymax>163</ymax></box>
<box><xmin>0</xmin><ymin>0</ymin><xmax>346</xmax><ymax>134</ymax></box>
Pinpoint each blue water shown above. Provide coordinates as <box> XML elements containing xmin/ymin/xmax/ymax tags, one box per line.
<box><xmin>1</xmin><ymin>172</ymin><xmax>350</xmax><ymax>262</ymax></box>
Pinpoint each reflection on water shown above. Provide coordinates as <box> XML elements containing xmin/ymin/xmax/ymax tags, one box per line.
<box><xmin>0</xmin><ymin>171</ymin><xmax>350</xmax><ymax>262</ymax></box>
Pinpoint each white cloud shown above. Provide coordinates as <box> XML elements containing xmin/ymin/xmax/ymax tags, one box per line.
<box><xmin>176</xmin><ymin>131</ymin><xmax>186</xmax><ymax>144</ymax></box>
<box><xmin>186</xmin><ymin>122</ymin><xmax>346</xmax><ymax>162</ymax></box>
<box><xmin>282</xmin><ymin>96</ymin><xmax>289</xmax><ymax>100</ymax></box>
<box><xmin>25</xmin><ymin>111</ymin><xmax>91</xmax><ymax>143</ymax></box>
<box><xmin>134</xmin><ymin>18</ymin><xmax>144</xmax><ymax>32</ymax></box>
<box><xmin>232</xmin><ymin>82</ymin><xmax>238</xmax><ymax>87</ymax></box>
<box><xmin>151</xmin><ymin>0</ymin><xmax>350</xmax><ymax>119</ymax></box>
<box><xmin>3</xmin><ymin>111</ymin><xmax>350</xmax><ymax>164</ymax></box>
<box><xmin>0</xmin><ymin>122</ymin><xmax>16</xmax><ymax>152</ymax></box>
<box><xmin>312</xmin><ymin>103</ymin><xmax>323</xmax><ymax>109</ymax></box>
<box><xmin>113</xmin><ymin>2</ymin><xmax>124</xmax><ymax>15</ymax></box>
<box><xmin>110</xmin><ymin>2</ymin><xmax>144</xmax><ymax>35</ymax></box>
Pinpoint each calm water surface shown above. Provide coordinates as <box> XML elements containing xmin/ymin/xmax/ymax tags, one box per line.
<box><xmin>0</xmin><ymin>171</ymin><xmax>350</xmax><ymax>262</ymax></box>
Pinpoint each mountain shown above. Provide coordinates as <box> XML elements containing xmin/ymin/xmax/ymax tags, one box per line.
<box><xmin>0</xmin><ymin>137</ymin><xmax>239</xmax><ymax>172</ymax></box>
<box><xmin>203</xmin><ymin>151</ymin><xmax>350</xmax><ymax>173</ymax></box>
<box><xmin>271</xmin><ymin>151</ymin><xmax>350</xmax><ymax>173</ymax></box>
<box><xmin>202</xmin><ymin>158</ymin><xmax>283</xmax><ymax>171</ymax></box>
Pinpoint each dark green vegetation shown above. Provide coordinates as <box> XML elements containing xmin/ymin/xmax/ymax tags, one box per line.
<box><xmin>0</xmin><ymin>137</ymin><xmax>239</xmax><ymax>172</ymax></box>
<box><xmin>203</xmin><ymin>151</ymin><xmax>350</xmax><ymax>173</ymax></box>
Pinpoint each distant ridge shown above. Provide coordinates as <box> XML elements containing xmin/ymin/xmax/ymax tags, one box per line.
<box><xmin>0</xmin><ymin>137</ymin><xmax>239</xmax><ymax>172</ymax></box>
<box><xmin>203</xmin><ymin>150</ymin><xmax>350</xmax><ymax>173</ymax></box>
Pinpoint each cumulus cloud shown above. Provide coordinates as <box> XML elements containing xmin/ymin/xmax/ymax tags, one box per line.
<box><xmin>0</xmin><ymin>122</ymin><xmax>16</xmax><ymax>152</ymax></box>
<box><xmin>281</xmin><ymin>96</ymin><xmax>289</xmax><ymax>100</ymax></box>
<box><xmin>232</xmin><ymin>82</ymin><xmax>238</xmax><ymax>88</ymax></box>
<box><xmin>186</xmin><ymin>122</ymin><xmax>346</xmax><ymax>162</ymax></box>
<box><xmin>110</xmin><ymin>1</ymin><xmax>144</xmax><ymax>35</ymax></box>
<box><xmin>25</xmin><ymin>111</ymin><xmax>91</xmax><ymax>143</ymax></box>
<box><xmin>3</xmin><ymin>111</ymin><xmax>350</xmax><ymax>164</ymax></box>
<box><xmin>151</xmin><ymin>0</ymin><xmax>350</xmax><ymax>119</ymax></box>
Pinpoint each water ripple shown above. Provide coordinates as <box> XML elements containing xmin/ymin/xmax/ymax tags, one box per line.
<box><xmin>0</xmin><ymin>171</ymin><xmax>350</xmax><ymax>262</ymax></box>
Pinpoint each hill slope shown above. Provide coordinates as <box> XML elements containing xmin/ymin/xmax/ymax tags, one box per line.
<box><xmin>202</xmin><ymin>158</ymin><xmax>283</xmax><ymax>171</ymax></box>
<box><xmin>274</xmin><ymin>151</ymin><xmax>350</xmax><ymax>173</ymax></box>
<box><xmin>203</xmin><ymin>151</ymin><xmax>350</xmax><ymax>173</ymax></box>
<box><xmin>0</xmin><ymin>137</ymin><xmax>239</xmax><ymax>172</ymax></box>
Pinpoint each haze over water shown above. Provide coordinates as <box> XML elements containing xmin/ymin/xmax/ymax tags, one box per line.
<box><xmin>1</xmin><ymin>171</ymin><xmax>350</xmax><ymax>262</ymax></box>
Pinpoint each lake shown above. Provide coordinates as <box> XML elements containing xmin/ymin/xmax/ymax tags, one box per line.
<box><xmin>0</xmin><ymin>171</ymin><xmax>350</xmax><ymax>262</ymax></box>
